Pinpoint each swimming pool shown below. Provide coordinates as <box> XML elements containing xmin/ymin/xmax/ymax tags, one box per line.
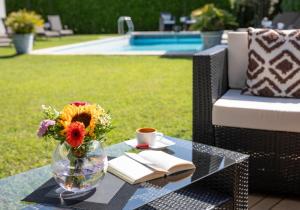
<box><xmin>32</xmin><ymin>32</ymin><xmax>203</xmax><ymax>56</ymax></box>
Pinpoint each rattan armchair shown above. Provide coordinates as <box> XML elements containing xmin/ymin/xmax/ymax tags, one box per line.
<box><xmin>159</xmin><ymin>12</ymin><xmax>175</xmax><ymax>31</ymax></box>
<box><xmin>192</xmin><ymin>45</ymin><xmax>300</xmax><ymax>195</ymax></box>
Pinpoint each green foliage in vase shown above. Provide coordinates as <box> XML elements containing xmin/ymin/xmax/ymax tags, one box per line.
<box><xmin>191</xmin><ymin>4</ymin><xmax>238</xmax><ymax>31</ymax></box>
<box><xmin>5</xmin><ymin>9</ymin><xmax>44</xmax><ymax>34</ymax></box>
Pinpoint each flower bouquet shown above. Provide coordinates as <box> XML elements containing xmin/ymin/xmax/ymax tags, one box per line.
<box><xmin>38</xmin><ymin>101</ymin><xmax>112</xmax><ymax>192</ymax></box>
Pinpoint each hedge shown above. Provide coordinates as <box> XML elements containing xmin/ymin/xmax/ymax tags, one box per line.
<box><xmin>6</xmin><ymin>0</ymin><xmax>232</xmax><ymax>34</ymax></box>
<box><xmin>281</xmin><ymin>0</ymin><xmax>300</xmax><ymax>12</ymax></box>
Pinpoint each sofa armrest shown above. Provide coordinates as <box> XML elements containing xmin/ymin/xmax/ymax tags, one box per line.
<box><xmin>193</xmin><ymin>45</ymin><xmax>229</xmax><ymax>145</ymax></box>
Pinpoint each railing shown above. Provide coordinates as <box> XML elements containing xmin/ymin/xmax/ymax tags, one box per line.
<box><xmin>117</xmin><ymin>16</ymin><xmax>134</xmax><ymax>34</ymax></box>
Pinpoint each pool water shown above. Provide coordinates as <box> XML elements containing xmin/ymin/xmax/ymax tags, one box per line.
<box><xmin>32</xmin><ymin>32</ymin><xmax>203</xmax><ymax>55</ymax></box>
<box><xmin>127</xmin><ymin>34</ymin><xmax>203</xmax><ymax>51</ymax></box>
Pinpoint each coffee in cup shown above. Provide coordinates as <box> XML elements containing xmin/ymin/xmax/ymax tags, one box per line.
<box><xmin>136</xmin><ymin>127</ymin><xmax>163</xmax><ymax>146</ymax></box>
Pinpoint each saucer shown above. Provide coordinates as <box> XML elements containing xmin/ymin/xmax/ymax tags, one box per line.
<box><xmin>125</xmin><ymin>137</ymin><xmax>175</xmax><ymax>149</ymax></box>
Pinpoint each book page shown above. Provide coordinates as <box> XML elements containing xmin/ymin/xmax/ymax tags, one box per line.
<box><xmin>125</xmin><ymin>153</ymin><xmax>168</xmax><ymax>173</ymax></box>
<box><xmin>108</xmin><ymin>155</ymin><xmax>155</xmax><ymax>184</ymax></box>
<box><xmin>138</xmin><ymin>150</ymin><xmax>195</xmax><ymax>174</ymax></box>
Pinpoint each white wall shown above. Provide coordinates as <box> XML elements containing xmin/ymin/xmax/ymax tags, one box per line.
<box><xmin>0</xmin><ymin>0</ymin><xmax>6</xmax><ymax>35</ymax></box>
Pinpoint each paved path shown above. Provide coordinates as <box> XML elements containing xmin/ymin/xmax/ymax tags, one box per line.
<box><xmin>249</xmin><ymin>194</ymin><xmax>300</xmax><ymax>210</ymax></box>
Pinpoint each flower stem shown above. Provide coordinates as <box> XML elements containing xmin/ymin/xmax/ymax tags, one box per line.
<box><xmin>65</xmin><ymin>149</ymin><xmax>85</xmax><ymax>190</ymax></box>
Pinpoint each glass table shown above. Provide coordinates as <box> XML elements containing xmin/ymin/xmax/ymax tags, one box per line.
<box><xmin>0</xmin><ymin>137</ymin><xmax>249</xmax><ymax>210</ymax></box>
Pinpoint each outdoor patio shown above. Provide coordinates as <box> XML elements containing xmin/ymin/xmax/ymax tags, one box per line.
<box><xmin>249</xmin><ymin>194</ymin><xmax>300</xmax><ymax>210</ymax></box>
<box><xmin>1</xmin><ymin>0</ymin><xmax>300</xmax><ymax>209</ymax></box>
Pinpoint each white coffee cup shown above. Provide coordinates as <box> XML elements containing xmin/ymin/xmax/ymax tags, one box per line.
<box><xmin>136</xmin><ymin>128</ymin><xmax>163</xmax><ymax>146</ymax></box>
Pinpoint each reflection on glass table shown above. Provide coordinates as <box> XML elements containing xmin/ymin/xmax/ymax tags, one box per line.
<box><xmin>0</xmin><ymin>137</ymin><xmax>249</xmax><ymax>210</ymax></box>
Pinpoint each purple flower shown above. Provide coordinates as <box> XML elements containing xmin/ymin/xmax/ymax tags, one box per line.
<box><xmin>37</xmin><ymin>120</ymin><xmax>55</xmax><ymax>137</ymax></box>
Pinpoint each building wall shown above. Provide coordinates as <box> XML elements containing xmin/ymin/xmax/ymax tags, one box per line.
<box><xmin>0</xmin><ymin>0</ymin><xmax>6</xmax><ymax>34</ymax></box>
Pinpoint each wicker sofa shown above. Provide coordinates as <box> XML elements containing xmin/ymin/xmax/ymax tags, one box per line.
<box><xmin>192</xmin><ymin>32</ymin><xmax>300</xmax><ymax>195</ymax></box>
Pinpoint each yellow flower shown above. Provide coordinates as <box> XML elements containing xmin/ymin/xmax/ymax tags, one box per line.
<box><xmin>59</xmin><ymin>104</ymin><xmax>103</xmax><ymax>137</ymax></box>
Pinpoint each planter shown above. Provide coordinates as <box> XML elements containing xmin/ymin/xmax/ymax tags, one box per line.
<box><xmin>201</xmin><ymin>31</ymin><xmax>223</xmax><ymax>49</ymax></box>
<box><xmin>13</xmin><ymin>34</ymin><xmax>34</xmax><ymax>54</ymax></box>
<box><xmin>51</xmin><ymin>140</ymin><xmax>108</xmax><ymax>193</ymax></box>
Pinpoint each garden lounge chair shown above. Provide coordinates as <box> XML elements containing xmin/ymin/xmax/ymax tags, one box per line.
<box><xmin>0</xmin><ymin>19</ymin><xmax>12</xmax><ymax>46</ymax></box>
<box><xmin>35</xmin><ymin>26</ymin><xmax>60</xmax><ymax>38</ymax></box>
<box><xmin>0</xmin><ymin>18</ymin><xmax>11</xmax><ymax>37</ymax></box>
<box><xmin>180</xmin><ymin>16</ymin><xmax>196</xmax><ymax>30</ymax></box>
<box><xmin>289</xmin><ymin>16</ymin><xmax>300</xmax><ymax>29</ymax></box>
<box><xmin>47</xmin><ymin>15</ymin><xmax>73</xmax><ymax>36</ymax></box>
<box><xmin>0</xmin><ymin>37</ymin><xmax>11</xmax><ymax>47</ymax></box>
<box><xmin>159</xmin><ymin>12</ymin><xmax>175</xmax><ymax>31</ymax></box>
<box><xmin>0</xmin><ymin>18</ymin><xmax>6</xmax><ymax>36</ymax></box>
<box><xmin>193</xmin><ymin>32</ymin><xmax>300</xmax><ymax>195</ymax></box>
<box><xmin>272</xmin><ymin>12</ymin><xmax>300</xmax><ymax>29</ymax></box>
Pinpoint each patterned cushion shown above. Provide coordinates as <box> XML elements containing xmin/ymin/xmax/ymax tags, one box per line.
<box><xmin>243</xmin><ymin>28</ymin><xmax>300</xmax><ymax>97</ymax></box>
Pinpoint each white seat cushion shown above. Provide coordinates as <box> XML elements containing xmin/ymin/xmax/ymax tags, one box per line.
<box><xmin>60</xmin><ymin>29</ymin><xmax>74</xmax><ymax>35</ymax></box>
<box><xmin>213</xmin><ymin>89</ymin><xmax>300</xmax><ymax>133</ymax></box>
<box><xmin>163</xmin><ymin>20</ymin><xmax>175</xmax><ymax>24</ymax></box>
<box><xmin>228</xmin><ymin>32</ymin><xmax>248</xmax><ymax>89</ymax></box>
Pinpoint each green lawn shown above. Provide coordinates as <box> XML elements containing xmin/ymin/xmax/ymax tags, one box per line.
<box><xmin>0</xmin><ymin>35</ymin><xmax>192</xmax><ymax>178</ymax></box>
<box><xmin>0</xmin><ymin>35</ymin><xmax>114</xmax><ymax>55</ymax></box>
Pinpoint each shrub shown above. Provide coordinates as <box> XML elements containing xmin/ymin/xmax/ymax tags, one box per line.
<box><xmin>6</xmin><ymin>9</ymin><xmax>44</xmax><ymax>34</ymax></box>
<box><xmin>190</xmin><ymin>4</ymin><xmax>238</xmax><ymax>31</ymax></box>
<box><xmin>6</xmin><ymin>0</ymin><xmax>232</xmax><ymax>34</ymax></box>
<box><xmin>281</xmin><ymin>0</ymin><xmax>300</xmax><ymax>11</ymax></box>
<box><xmin>233</xmin><ymin>0</ymin><xmax>281</xmax><ymax>27</ymax></box>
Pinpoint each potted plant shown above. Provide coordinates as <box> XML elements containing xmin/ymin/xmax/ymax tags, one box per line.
<box><xmin>191</xmin><ymin>4</ymin><xmax>238</xmax><ymax>49</ymax></box>
<box><xmin>5</xmin><ymin>9</ymin><xmax>44</xmax><ymax>54</ymax></box>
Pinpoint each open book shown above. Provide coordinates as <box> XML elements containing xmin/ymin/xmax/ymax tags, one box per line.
<box><xmin>108</xmin><ymin>150</ymin><xmax>195</xmax><ymax>184</ymax></box>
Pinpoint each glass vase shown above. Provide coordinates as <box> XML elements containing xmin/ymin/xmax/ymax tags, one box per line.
<box><xmin>51</xmin><ymin>140</ymin><xmax>108</xmax><ymax>193</ymax></box>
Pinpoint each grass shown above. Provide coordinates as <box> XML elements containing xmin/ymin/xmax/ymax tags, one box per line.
<box><xmin>0</xmin><ymin>35</ymin><xmax>114</xmax><ymax>55</ymax></box>
<box><xmin>0</xmin><ymin>35</ymin><xmax>192</xmax><ymax>179</ymax></box>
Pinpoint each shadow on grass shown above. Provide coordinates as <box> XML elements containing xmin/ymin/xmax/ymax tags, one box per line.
<box><xmin>159</xmin><ymin>54</ymin><xmax>193</xmax><ymax>61</ymax></box>
<box><xmin>0</xmin><ymin>53</ymin><xmax>20</xmax><ymax>59</ymax></box>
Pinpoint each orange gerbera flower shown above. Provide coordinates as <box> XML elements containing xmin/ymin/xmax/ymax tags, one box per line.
<box><xmin>66</xmin><ymin>122</ymin><xmax>85</xmax><ymax>148</ymax></box>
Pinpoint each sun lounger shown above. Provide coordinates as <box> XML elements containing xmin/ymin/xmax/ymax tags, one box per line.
<box><xmin>0</xmin><ymin>37</ymin><xmax>11</xmax><ymax>46</ymax></box>
<box><xmin>35</xmin><ymin>26</ymin><xmax>60</xmax><ymax>38</ymax></box>
<box><xmin>288</xmin><ymin>16</ymin><xmax>300</xmax><ymax>29</ymax></box>
<box><xmin>272</xmin><ymin>12</ymin><xmax>300</xmax><ymax>29</ymax></box>
<box><xmin>47</xmin><ymin>15</ymin><xmax>74</xmax><ymax>36</ymax></box>
<box><xmin>0</xmin><ymin>19</ymin><xmax>12</xmax><ymax>46</ymax></box>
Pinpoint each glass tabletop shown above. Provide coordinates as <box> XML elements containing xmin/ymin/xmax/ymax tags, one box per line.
<box><xmin>0</xmin><ymin>137</ymin><xmax>248</xmax><ymax>210</ymax></box>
